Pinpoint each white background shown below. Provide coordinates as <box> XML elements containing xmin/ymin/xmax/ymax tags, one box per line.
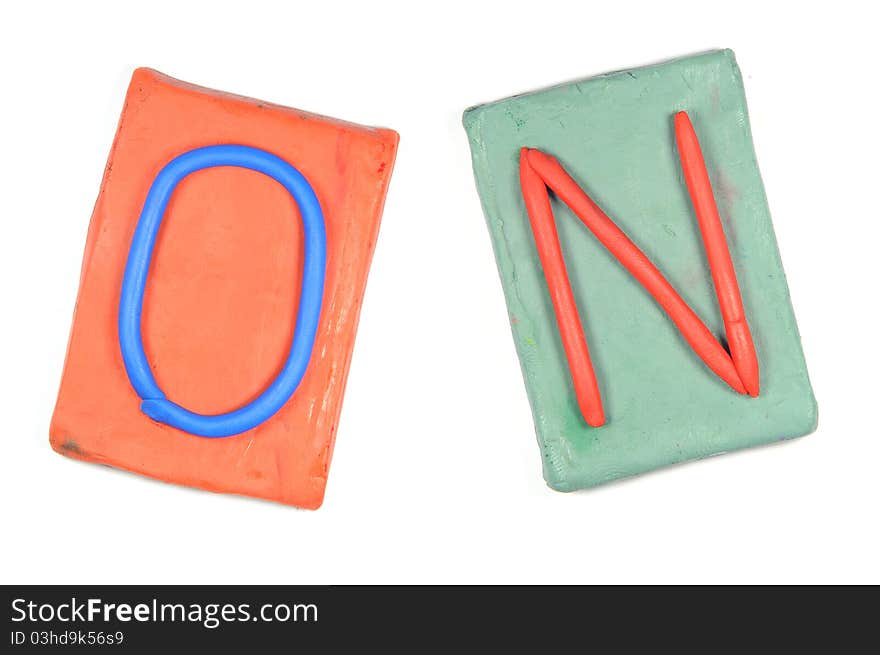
<box><xmin>1</xmin><ymin>0</ymin><xmax>877</xmax><ymax>584</ymax></box>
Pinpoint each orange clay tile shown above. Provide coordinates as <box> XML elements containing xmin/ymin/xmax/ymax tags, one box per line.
<box><xmin>50</xmin><ymin>68</ymin><xmax>399</xmax><ymax>509</ymax></box>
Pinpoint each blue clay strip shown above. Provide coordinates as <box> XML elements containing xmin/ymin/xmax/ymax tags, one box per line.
<box><xmin>118</xmin><ymin>145</ymin><xmax>326</xmax><ymax>437</ymax></box>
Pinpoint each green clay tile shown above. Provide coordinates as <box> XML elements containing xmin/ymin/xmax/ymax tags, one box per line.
<box><xmin>463</xmin><ymin>49</ymin><xmax>817</xmax><ymax>490</ymax></box>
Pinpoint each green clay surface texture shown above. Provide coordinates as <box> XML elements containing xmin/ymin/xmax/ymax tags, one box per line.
<box><xmin>463</xmin><ymin>50</ymin><xmax>817</xmax><ymax>491</ymax></box>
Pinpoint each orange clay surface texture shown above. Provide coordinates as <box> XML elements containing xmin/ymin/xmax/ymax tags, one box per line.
<box><xmin>49</xmin><ymin>68</ymin><xmax>399</xmax><ymax>509</ymax></box>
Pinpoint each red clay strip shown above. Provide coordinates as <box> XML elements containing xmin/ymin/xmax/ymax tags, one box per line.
<box><xmin>674</xmin><ymin>111</ymin><xmax>760</xmax><ymax>396</ymax></box>
<box><xmin>519</xmin><ymin>149</ymin><xmax>606</xmax><ymax>427</ymax></box>
<box><xmin>518</xmin><ymin>122</ymin><xmax>759</xmax><ymax>425</ymax></box>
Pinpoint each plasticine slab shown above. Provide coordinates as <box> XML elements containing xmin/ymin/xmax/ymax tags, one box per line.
<box><xmin>463</xmin><ymin>50</ymin><xmax>817</xmax><ymax>490</ymax></box>
<box><xmin>50</xmin><ymin>69</ymin><xmax>398</xmax><ymax>508</ymax></box>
